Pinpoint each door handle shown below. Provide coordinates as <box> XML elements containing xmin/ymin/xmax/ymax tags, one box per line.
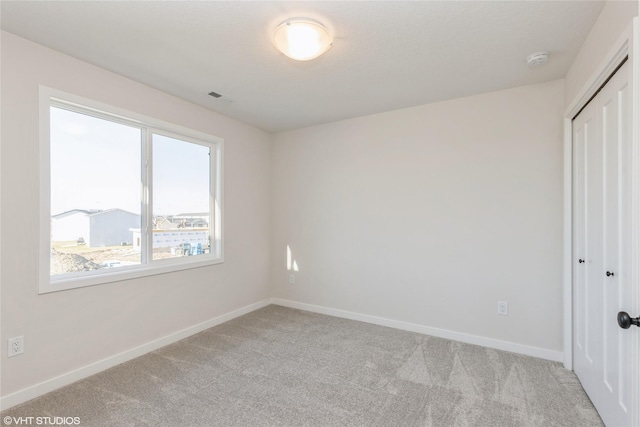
<box><xmin>578</xmin><ymin>259</ymin><xmax>585</xmax><ymax>263</ymax></box>
<box><xmin>606</xmin><ymin>271</ymin><xmax>615</xmax><ymax>277</ymax></box>
<box><xmin>617</xmin><ymin>311</ymin><xmax>640</xmax><ymax>329</ymax></box>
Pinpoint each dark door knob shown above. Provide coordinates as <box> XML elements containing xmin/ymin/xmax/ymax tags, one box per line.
<box><xmin>578</xmin><ymin>259</ymin><xmax>585</xmax><ymax>263</ymax></box>
<box><xmin>606</xmin><ymin>271</ymin><xmax>615</xmax><ymax>277</ymax></box>
<box><xmin>617</xmin><ymin>312</ymin><xmax>640</xmax><ymax>329</ymax></box>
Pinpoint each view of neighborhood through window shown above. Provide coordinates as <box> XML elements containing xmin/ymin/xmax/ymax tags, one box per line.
<box><xmin>50</xmin><ymin>107</ymin><xmax>142</xmax><ymax>275</ymax></box>
<box><xmin>49</xmin><ymin>103</ymin><xmax>217</xmax><ymax>281</ymax></box>
<box><xmin>151</xmin><ymin>134</ymin><xmax>211</xmax><ymax>260</ymax></box>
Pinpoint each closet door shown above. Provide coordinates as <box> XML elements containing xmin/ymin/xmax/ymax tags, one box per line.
<box><xmin>573</xmin><ymin>84</ymin><xmax>603</xmax><ymax>410</ymax></box>
<box><xmin>572</xmin><ymin>60</ymin><xmax>632</xmax><ymax>427</ymax></box>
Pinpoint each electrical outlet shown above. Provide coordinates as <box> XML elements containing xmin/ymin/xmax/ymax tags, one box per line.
<box><xmin>289</xmin><ymin>274</ymin><xmax>296</xmax><ymax>284</ymax></box>
<box><xmin>497</xmin><ymin>301</ymin><xmax>509</xmax><ymax>316</ymax></box>
<box><xmin>8</xmin><ymin>336</ymin><xmax>24</xmax><ymax>357</ymax></box>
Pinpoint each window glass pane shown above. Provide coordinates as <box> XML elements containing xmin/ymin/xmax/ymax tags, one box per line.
<box><xmin>50</xmin><ymin>107</ymin><xmax>142</xmax><ymax>276</ymax></box>
<box><xmin>152</xmin><ymin>134</ymin><xmax>211</xmax><ymax>260</ymax></box>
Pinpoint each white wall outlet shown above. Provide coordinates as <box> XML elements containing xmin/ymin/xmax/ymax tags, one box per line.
<box><xmin>8</xmin><ymin>336</ymin><xmax>24</xmax><ymax>357</ymax></box>
<box><xmin>497</xmin><ymin>301</ymin><xmax>509</xmax><ymax>316</ymax></box>
<box><xmin>289</xmin><ymin>274</ymin><xmax>296</xmax><ymax>284</ymax></box>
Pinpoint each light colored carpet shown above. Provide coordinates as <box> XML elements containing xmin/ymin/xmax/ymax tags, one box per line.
<box><xmin>2</xmin><ymin>305</ymin><xmax>602</xmax><ymax>426</ymax></box>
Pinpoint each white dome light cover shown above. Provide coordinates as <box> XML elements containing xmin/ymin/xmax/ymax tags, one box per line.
<box><xmin>273</xmin><ymin>18</ymin><xmax>332</xmax><ymax>61</ymax></box>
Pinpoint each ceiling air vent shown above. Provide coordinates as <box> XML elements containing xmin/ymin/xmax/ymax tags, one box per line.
<box><xmin>208</xmin><ymin>91</ymin><xmax>223</xmax><ymax>98</ymax></box>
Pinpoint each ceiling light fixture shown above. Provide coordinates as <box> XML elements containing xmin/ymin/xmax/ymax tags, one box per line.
<box><xmin>273</xmin><ymin>18</ymin><xmax>332</xmax><ymax>61</ymax></box>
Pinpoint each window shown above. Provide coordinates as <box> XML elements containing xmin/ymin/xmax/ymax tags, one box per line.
<box><xmin>39</xmin><ymin>87</ymin><xmax>223</xmax><ymax>293</ymax></box>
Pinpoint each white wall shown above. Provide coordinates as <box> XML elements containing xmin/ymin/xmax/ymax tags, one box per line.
<box><xmin>0</xmin><ymin>32</ymin><xmax>272</xmax><ymax>399</ymax></box>
<box><xmin>564</xmin><ymin>0</ymin><xmax>638</xmax><ymax>108</ymax></box>
<box><xmin>272</xmin><ymin>80</ymin><xmax>565</xmax><ymax>355</ymax></box>
<box><xmin>5</xmin><ymin>2</ymin><xmax>625</xmax><ymax>405</ymax></box>
<box><xmin>89</xmin><ymin>210</ymin><xmax>140</xmax><ymax>247</ymax></box>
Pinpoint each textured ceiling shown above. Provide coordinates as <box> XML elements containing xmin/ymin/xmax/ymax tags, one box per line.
<box><xmin>1</xmin><ymin>1</ymin><xmax>604</xmax><ymax>133</ymax></box>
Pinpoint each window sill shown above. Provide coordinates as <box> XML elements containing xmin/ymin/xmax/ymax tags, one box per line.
<box><xmin>40</xmin><ymin>256</ymin><xmax>224</xmax><ymax>294</ymax></box>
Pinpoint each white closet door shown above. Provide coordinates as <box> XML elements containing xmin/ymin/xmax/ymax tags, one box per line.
<box><xmin>573</xmin><ymin>60</ymin><xmax>633</xmax><ymax>427</ymax></box>
<box><xmin>573</xmin><ymin>81</ymin><xmax>604</xmax><ymax>409</ymax></box>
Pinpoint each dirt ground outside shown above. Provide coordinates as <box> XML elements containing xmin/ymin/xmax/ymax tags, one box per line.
<box><xmin>51</xmin><ymin>241</ymin><xmax>177</xmax><ymax>275</ymax></box>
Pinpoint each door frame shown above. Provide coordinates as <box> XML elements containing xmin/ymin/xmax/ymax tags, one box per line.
<box><xmin>563</xmin><ymin>17</ymin><xmax>639</xmax><ymax>425</ymax></box>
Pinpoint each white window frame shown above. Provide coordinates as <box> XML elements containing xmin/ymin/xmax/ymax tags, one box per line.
<box><xmin>39</xmin><ymin>86</ymin><xmax>224</xmax><ymax>294</ymax></box>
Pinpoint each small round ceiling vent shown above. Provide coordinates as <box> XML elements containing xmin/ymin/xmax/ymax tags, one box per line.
<box><xmin>526</xmin><ymin>51</ymin><xmax>549</xmax><ymax>67</ymax></box>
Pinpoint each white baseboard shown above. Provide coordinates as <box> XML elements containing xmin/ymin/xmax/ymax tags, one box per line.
<box><xmin>270</xmin><ymin>298</ymin><xmax>563</xmax><ymax>363</ymax></box>
<box><xmin>0</xmin><ymin>299</ymin><xmax>271</xmax><ymax>412</ymax></box>
<box><xmin>1</xmin><ymin>297</ymin><xmax>563</xmax><ymax>411</ymax></box>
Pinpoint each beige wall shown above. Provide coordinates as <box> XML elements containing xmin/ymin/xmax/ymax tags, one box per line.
<box><xmin>0</xmin><ymin>32</ymin><xmax>272</xmax><ymax>397</ymax></box>
<box><xmin>272</xmin><ymin>80</ymin><xmax>565</xmax><ymax>354</ymax></box>
<box><xmin>564</xmin><ymin>0</ymin><xmax>638</xmax><ymax>108</ymax></box>
<box><xmin>4</xmin><ymin>0</ymin><xmax>635</xmax><ymax>407</ymax></box>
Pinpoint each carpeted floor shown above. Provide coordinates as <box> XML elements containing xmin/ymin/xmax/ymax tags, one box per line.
<box><xmin>2</xmin><ymin>305</ymin><xmax>602</xmax><ymax>426</ymax></box>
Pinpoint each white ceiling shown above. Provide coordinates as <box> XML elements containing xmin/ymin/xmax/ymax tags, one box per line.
<box><xmin>1</xmin><ymin>1</ymin><xmax>604</xmax><ymax>133</ymax></box>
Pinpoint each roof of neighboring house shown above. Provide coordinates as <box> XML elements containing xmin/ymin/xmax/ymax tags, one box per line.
<box><xmin>87</xmin><ymin>208</ymin><xmax>139</xmax><ymax>217</ymax></box>
<box><xmin>173</xmin><ymin>212</ymin><xmax>209</xmax><ymax>218</ymax></box>
<box><xmin>52</xmin><ymin>209</ymin><xmax>101</xmax><ymax>219</ymax></box>
<box><xmin>52</xmin><ymin>208</ymin><xmax>140</xmax><ymax>219</ymax></box>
